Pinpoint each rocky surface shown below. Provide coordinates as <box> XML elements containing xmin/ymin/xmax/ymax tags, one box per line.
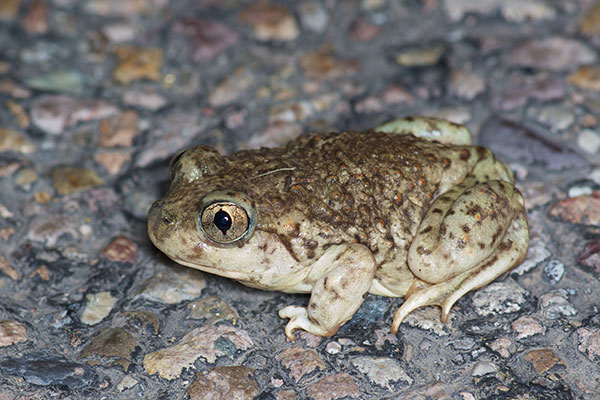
<box><xmin>1</xmin><ymin>0</ymin><xmax>599</xmax><ymax>399</ymax></box>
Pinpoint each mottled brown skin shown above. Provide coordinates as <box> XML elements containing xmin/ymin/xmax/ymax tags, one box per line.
<box><xmin>148</xmin><ymin>116</ymin><xmax>530</xmax><ymax>340</ymax></box>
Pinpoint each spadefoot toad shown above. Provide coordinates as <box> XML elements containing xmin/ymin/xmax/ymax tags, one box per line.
<box><xmin>148</xmin><ymin>116</ymin><xmax>529</xmax><ymax>340</ymax></box>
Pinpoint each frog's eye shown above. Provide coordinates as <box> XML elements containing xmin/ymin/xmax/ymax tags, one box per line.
<box><xmin>199</xmin><ymin>190</ymin><xmax>256</xmax><ymax>244</ymax></box>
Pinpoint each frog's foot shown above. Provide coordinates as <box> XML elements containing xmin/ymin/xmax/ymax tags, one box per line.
<box><xmin>391</xmin><ymin>212</ymin><xmax>528</xmax><ymax>334</ymax></box>
<box><xmin>278</xmin><ymin>243</ymin><xmax>376</xmax><ymax>341</ymax></box>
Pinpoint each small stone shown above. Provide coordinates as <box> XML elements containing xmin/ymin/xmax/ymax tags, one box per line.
<box><xmin>514</xmin><ymin>239</ymin><xmax>550</xmax><ymax>275</ymax></box>
<box><xmin>348</xmin><ymin>17</ymin><xmax>380</xmax><ymax>42</ymax></box>
<box><xmin>30</xmin><ymin>95</ymin><xmax>118</xmax><ymax>135</ymax></box>
<box><xmin>549</xmin><ymin>191</ymin><xmax>600</xmax><ymax>226</ymax></box>
<box><xmin>187</xmin><ymin>366</ymin><xmax>260</xmax><ymax>400</ymax></box>
<box><xmin>27</xmin><ymin>214</ymin><xmax>77</xmax><ymax>246</ymax></box>
<box><xmin>306</xmin><ymin>373</ymin><xmax>361</xmax><ymax>400</ymax></box>
<box><xmin>529</xmin><ymin>104</ymin><xmax>575</xmax><ymax>131</ymax></box>
<box><xmin>172</xmin><ymin>18</ymin><xmax>239</xmax><ymax>63</ymax></box>
<box><xmin>94</xmin><ymin>150</ymin><xmax>131</xmax><ymax>175</ymax></box>
<box><xmin>568</xmin><ymin>65</ymin><xmax>600</xmax><ymax>92</ymax></box>
<box><xmin>209</xmin><ymin>68</ymin><xmax>255</xmax><ymax>107</ymax></box>
<box><xmin>25</xmin><ymin>70</ymin><xmax>84</xmax><ymax>95</ymax></box>
<box><xmin>0</xmin><ymin>0</ymin><xmax>20</xmax><ymax>21</ymax></box>
<box><xmin>5</xmin><ymin>99</ymin><xmax>30</xmax><ymax>128</ymax></box>
<box><xmin>112</xmin><ymin>46</ymin><xmax>163</xmax><ymax>85</ymax></box>
<box><xmin>29</xmin><ymin>265</ymin><xmax>50</xmax><ymax>281</ymax></box>
<box><xmin>443</xmin><ymin>0</ymin><xmax>554</xmax><ymax>22</ymax></box>
<box><xmin>539</xmin><ymin>290</ymin><xmax>577</xmax><ymax>320</ymax></box>
<box><xmin>578</xmin><ymin>239</ymin><xmax>600</xmax><ymax>277</ymax></box>
<box><xmin>353</xmin><ymin>96</ymin><xmax>384</xmax><ymax>114</ymax></box>
<box><xmin>298</xmin><ymin>2</ymin><xmax>328</xmax><ymax>33</ymax></box>
<box><xmin>0</xmin><ymin>128</ymin><xmax>34</xmax><ymax>154</ymax></box>
<box><xmin>506</xmin><ymin>37</ymin><xmax>596</xmax><ymax>71</ymax></box>
<box><xmin>394</xmin><ymin>43</ymin><xmax>445</xmax><ymax>67</ymax></box>
<box><xmin>471</xmin><ymin>361</ymin><xmax>497</xmax><ymax>376</ymax></box>
<box><xmin>577</xmin><ymin>129</ymin><xmax>600</xmax><ymax>154</ymax></box>
<box><xmin>472</xmin><ymin>281</ymin><xmax>529</xmax><ymax>317</ymax></box>
<box><xmin>98</xmin><ymin>110</ymin><xmax>139</xmax><ymax>148</ymax></box>
<box><xmin>449</xmin><ymin>68</ymin><xmax>485</xmax><ymax>100</ymax></box>
<box><xmin>580</xmin><ymin>1</ymin><xmax>600</xmax><ymax>37</ymax></box>
<box><xmin>14</xmin><ymin>168</ymin><xmax>38</xmax><ymax>190</ymax></box>
<box><xmin>240</xmin><ymin>3</ymin><xmax>299</xmax><ymax>41</ymax></box>
<box><xmin>0</xmin><ymin>320</ymin><xmax>27</xmax><ymax>346</ymax></box>
<box><xmin>121</xmin><ymin>311</ymin><xmax>160</xmax><ymax>335</ymax></box>
<box><xmin>143</xmin><ymin>325</ymin><xmax>253</xmax><ymax>380</ymax></box>
<box><xmin>100</xmin><ymin>235</ymin><xmax>138</xmax><ymax>263</ymax></box>
<box><xmin>299</xmin><ymin>48</ymin><xmax>359</xmax><ymax>80</ymax></box>
<box><xmin>247</xmin><ymin>122</ymin><xmax>302</xmax><ymax>149</ymax></box>
<box><xmin>512</xmin><ymin>316</ymin><xmax>546</xmax><ymax>339</ymax></box>
<box><xmin>187</xmin><ymin>296</ymin><xmax>238</xmax><ymax>326</ymax></box>
<box><xmin>404</xmin><ymin>307</ymin><xmax>453</xmax><ymax>335</ymax></box>
<box><xmin>488</xmin><ymin>338</ymin><xmax>512</xmax><ymax>358</ymax></box>
<box><xmin>325</xmin><ymin>342</ymin><xmax>341</xmax><ymax>354</ymax></box>
<box><xmin>494</xmin><ymin>75</ymin><xmax>565</xmax><ymax>111</ymax></box>
<box><xmin>137</xmin><ymin>265</ymin><xmax>206</xmax><ymax>304</ymax></box>
<box><xmin>0</xmin><ymin>78</ymin><xmax>32</xmax><ymax>98</ymax></box>
<box><xmin>84</xmin><ymin>0</ymin><xmax>167</xmax><ymax>16</ymax></box>
<box><xmin>102</xmin><ymin>23</ymin><xmax>137</xmax><ymax>43</ymax></box>
<box><xmin>80</xmin><ymin>327</ymin><xmax>138</xmax><ymax>370</ymax></box>
<box><xmin>117</xmin><ymin>375</ymin><xmax>138</xmax><ymax>391</ymax></box>
<box><xmin>523</xmin><ymin>349</ymin><xmax>564</xmax><ymax>374</ymax></box>
<box><xmin>351</xmin><ymin>357</ymin><xmax>412</xmax><ymax>389</ymax></box>
<box><xmin>380</xmin><ymin>84</ymin><xmax>414</xmax><ymax>104</ymax></box>
<box><xmin>50</xmin><ymin>165</ymin><xmax>104</xmax><ymax>196</ymax></box>
<box><xmin>543</xmin><ymin>259</ymin><xmax>565</xmax><ymax>284</ymax></box>
<box><xmin>577</xmin><ymin>327</ymin><xmax>600</xmax><ymax>361</ymax></box>
<box><xmin>0</xmin><ymin>354</ymin><xmax>96</xmax><ymax>388</ymax></box>
<box><xmin>81</xmin><ymin>292</ymin><xmax>118</xmax><ymax>325</ymax></box>
<box><xmin>276</xmin><ymin>348</ymin><xmax>327</xmax><ymax>382</ymax></box>
<box><xmin>122</xmin><ymin>89</ymin><xmax>168</xmax><ymax>110</ymax></box>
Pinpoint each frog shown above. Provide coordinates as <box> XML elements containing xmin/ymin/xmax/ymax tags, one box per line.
<box><xmin>147</xmin><ymin>116</ymin><xmax>529</xmax><ymax>340</ymax></box>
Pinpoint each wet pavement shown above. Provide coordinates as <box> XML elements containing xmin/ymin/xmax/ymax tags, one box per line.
<box><xmin>1</xmin><ymin>0</ymin><xmax>600</xmax><ymax>399</ymax></box>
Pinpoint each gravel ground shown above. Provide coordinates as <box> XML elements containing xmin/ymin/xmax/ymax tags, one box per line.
<box><xmin>1</xmin><ymin>0</ymin><xmax>600</xmax><ymax>399</ymax></box>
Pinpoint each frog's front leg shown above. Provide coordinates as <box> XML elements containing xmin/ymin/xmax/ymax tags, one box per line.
<box><xmin>278</xmin><ymin>244</ymin><xmax>376</xmax><ymax>340</ymax></box>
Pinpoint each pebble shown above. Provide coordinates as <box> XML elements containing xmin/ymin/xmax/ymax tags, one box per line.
<box><xmin>24</xmin><ymin>70</ymin><xmax>84</xmax><ymax>95</ymax></box>
<box><xmin>102</xmin><ymin>23</ymin><xmax>137</xmax><ymax>43</ymax></box>
<box><xmin>513</xmin><ymin>238</ymin><xmax>551</xmax><ymax>275</ymax></box>
<box><xmin>0</xmin><ymin>0</ymin><xmax>20</xmax><ymax>21</ymax></box>
<box><xmin>539</xmin><ymin>290</ymin><xmax>577</xmax><ymax>320</ymax></box>
<box><xmin>98</xmin><ymin>110</ymin><xmax>139</xmax><ymax>148</ymax></box>
<box><xmin>351</xmin><ymin>357</ymin><xmax>412</xmax><ymax>389</ymax></box>
<box><xmin>299</xmin><ymin>48</ymin><xmax>359</xmax><ymax>80</ymax></box>
<box><xmin>488</xmin><ymin>338</ymin><xmax>512</xmax><ymax>358</ymax></box>
<box><xmin>14</xmin><ymin>168</ymin><xmax>38</xmax><ymax>190</ymax></box>
<box><xmin>512</xmin><ymin>316</ymin><xmax>546</xmax><ymax>339</ymax></box>
<box><xmin>0</xmin><ymin>253</ymin><xmax>19</xmax><ymax>280</ymax></box>
<box><xmin>472</xmin><ymin>281</ymin><xmax>529</xmax><ymax>317</ymax></box>
<box><xmin>100</xmin><ymin>235</ymin><xmax>138</xmax><ymax>263</ymax></box>
<box><xmin>580</xmin><ymin>0</ymin><xmax>600</xmax><ymax>37</ymax></box>
<box><xmin>94</xmin><ymin>150</ymin><xmax>131</xmax><ymax>175</ymax></box>
<box><xmin>80</xmin><ymin>327</ymin><xmax>138</xmax><ymax>370</ymax></box>
<box><xmin>529</xmin><ymin>104</ymin><xmax>575</xmax><ymax>131</ymax></box>
<box><xmin>494</xmin><ymin>75</ymin><xmax>565</xmax><ymax>111</ymax></box>
<box><xmin>523</xmin><ymin>349</ymin><xmax>564</xmax><ymax>374</ymax></box>
<box><xmin>172</xmin><ymin>18</ymin><xmax>239</xmax><ymax>63</ymax></box>
<box><xmin>27</xmin><ymin>214</ymin><xmax>77</xmax><ymax>247</ymax></box>
<box><xmin>84</xmin><ymin>0</ymin><xmax>167</xmax><ymax>16</ymax></box>
<box><xmin>471</xmin><ymin>361</ymin><xmax>497</xmax><ymax>376</ymax></box>
<box><xmin>276</xmin><ymin>348</ymin><xmax>327</xmax><ymax>382</ymax></box>
<box><xmin>136</xmin><ymin>265</ymin><xmax>206</xmax><ymax>304</ymax></box>
<box><xmin>568</xmin><ymin>65</ymin><xmax>600</xmax><ymax>92</ymax></box>
<box><xmin>298</xmin><ymin>2</ymin><xmax>328</xmax><ymax>33</ymax></box>
<box><xmin>348</xmin><ymin>17</ymin><xmax>380</xmax><ymax>43</ymax></box>
<box><xmin>576</xmin><ymin>327</ymin><xmax>600</xmax><ymax>361</ymax></box>
<box><xmin>306</xmin><ymin>373</ymin><xmax>360</xmax><ymax>400</ymax></box>
<box><xmin>0</xmin><ymin>354</ymin><xmax>96</xmax><ymax>388</ymax></box>
<box><xmin>543</xmin><ymin>259</ymin><xmax>565</xmax><ymax>284</ymax></box>
<box><xmin>143</xmin><ymin>325</ymin><xmax>253</xmax><ymax>380</ymax></box>
<box><xmin>394</xmin><ymin>43</ymin><xmax>445</xmax><ymax>67</ymax></box>
<box><xmin>50</xmin><ymin>165</ymin><xmax>104</xmax><ymax>196</ymax></box>
<box><xmin>506</xmin><ymin>37</ymin><xmax>596</xmax><ymax>71</ymax></box>
<box><xmin>209</xmin><ymin>68</ymin><xmax>255</xmax><ymax>107</ymax></box>
<box><xmin>121</xmin><ymin>89</ymin><xmax>168</xmax><ymax>110</ymax></box>
<box><xmin>577</xmin><ymin>238</ymin><xmax>600</xmax><ymax>277</ymax></box>
<box><xmin>0</xmin><ymin>78</ymin><xmax>32</xmax><ymax>98</ymax></box>
<box><xmin>187</xmin><ymin>366</ymin><xmax>260</xmax><ymax>400</ymax></box>
<box><xmin>30</xmin><ymin>95</ymin><xmax>118</xmax><ymax>135</ymax></box>
<box><xmin>112</xmin><ymin>46</ymin><xmax>163</xmax><ymax>85</ymax></box>
<box><xmin>239</xmin><ymin>3</ymin><xmax>299</xmax><ymax>41</ymax></box>
<box><xmin>380</xmin><ymin>84</ymin><xmax>414</xmax><ymax>104</ymax></box>
<box><xmin>187</xmin><ymin>296</ymin><xmax>238</xmax><ymax>326</ymax></box>
<box><xmin>325</xmin><ymin>342</ymin><xmax>341</xmax><ymax>354</ymax></box>
<box><xmin>0</xmin><ymin>128</ymin><xmax>34</xmax><ymax>154</ymax></box>
<box><xmin>443</xmin><ymin>0</ymin><xmax>555</xmax><ymax>22</ymax></box>
<box><xmin>80</xmin><ymin>291</ymin><xmax>118</xmax><ymax>325</ymax></box>
<box><xmin>403</xmin><ymin>307</ymin><xmax>453</xmax><ymax>336</ymax></box>
<box><xmin>5</xmin><ymin>99</ymin><xmax>30</xmax><ymax>128</ymax></box>
<box><xmin>117</xmin><ymin>375</ymin><xmax>138</xmax><ymax>391</ymax></box>
<box><xmin>548</xmin><ymin>191</ymin><xmax>600</xmax><ymax>226</ymax></box>
<box><xmin>577</xmin><ymin>129</ymin><xmax>600</xmax><ymax>154</ymax></box>
<box><xmin>0</xmin><ymin>320</ymin><xmax>27</xmax><ymax>346</ymax></box>
<box><xmin>449</xmin><ymin>68</ymin><xmax>486</xmax><ymax>100</ymax></box>
<box><xmin>247</xmin><ymin>121</ymin><xmax>302</xmax><ymax>149</ymax></box>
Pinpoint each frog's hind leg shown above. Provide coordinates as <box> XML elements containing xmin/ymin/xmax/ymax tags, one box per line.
<box><xmin>375</xmin><ymin>116</ymin><xmax>472</xmax><ymax>145</ymax></box>
<box><xmin>391</xmin><ymin>210</ymin><xmax>528</xmax><ymax>333</ymax></box>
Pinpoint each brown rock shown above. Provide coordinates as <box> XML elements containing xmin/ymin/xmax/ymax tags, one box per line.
<box><xmin>0</xmin><ymin>252</ymin><xmax>19</xmax><ymax>280</ymax></box>
<box><xmin>577</xmin><ymin>327</ymin><xmax>600</xmax><ymax>361</ymax></box>
<box><xmin>94</xmin><ymin>150</ymin><xmax>131</xmax><ymax>175</ymax></box>
<box><xmin>173</xmin><ymin>18</ymin><xmax>239</xmax><ymax>63</ymax></box>
<box><xmin>523</xmin><ymin>349</ymin><xmax>564</xmax><ymax>374</ymax></box>
<box><xmin>98</xmin><ymin>110</ymin><xmax>139</xmax><ymax>147</ymax></box>
<box><xmin>240</xmin><ymin>3</ymin><xmax>299</xmax><ymax>41</ymax></box>
<box><xmin>548</xmin><ymin>191</ymin><xmax>600</xmax><ymax>225</ymax></box>
<box><xmin>23</xmin><ymin>0</ymin><xmax>49</xmax><ymax>34</ymax></box>
<box><xmin>80</xmin><ymin>328</ymin><xmax>138</xmax><ymax>371</ymax></box>
<box><xmin>577</xmin><ymin>239</ymin><xmax>600</xmax><ymax>277</ymax></box>
<box><xmin>348</xmin><ymin>17</ymin><xmax>380</xmax><ymax>42</ymax></box>
<box><xmin>50</xmin><ymin>165</ymin><xmax>104</xmax><ymax>196</ymax></box>
<box><xmin>0</xmin><ymin>0</ymin><xmax>20</xmax><ymax>21</ymax></box>
<box><xmin>0</xmin><ymin>128</ymin><xmax>34</xmax><ymax>154</ymax></box>
<box><xmin>277</xmin><ymin>348</ymin><xmax>327</xmax><ymax>382</ymax></box>
<box><xmin>506</xmin><ymin>37</ymin><xmax>596</xmax><ymax>71</ymax></box>
<box><xmin>112</xmin><ymin>46</ymin><xmax>163</xmax><ymax>85</ymax></box>
<box><xmin>299</xmin><ymin>48</ymin><xmax>359</xmax><ymax>80</ymax></box>
<box><xmin>188</xmin><ymin>296</ymin><xmax>238</xmax><ymax>325</ymax></box>
<box><xmin>0</xmin><ymin>320</ymin><xmax>27</xmax><ymax>346</ymax></box>
<box><xmin>306</xmin><ymin>373</ymin><xmax>360</xmax><ymax>400</ymax></box>
<box><xmin>568</xmin><ymin>65</ymin><xmax>600</xmax><ymax>92</ymax></box>
<box><xmin>100</xmin><ymin>235</ymin><xmax>138</xmax><ymax>263</ymax></box>
<box><xmin>5</xmin><ymin>99</ymin><xmax>30</xmax><ymax>128</ymax></box>
<box><xmin>187</xmin><ymin>366</ymin><xmax>259</xmax><ymax>400</ymax></box>
<box><xmin>580</xmin><ymin>0</ymin><xmax>600</xmax><ymax>37</ymax></box>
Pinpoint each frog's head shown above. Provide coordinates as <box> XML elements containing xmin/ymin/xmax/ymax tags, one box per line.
<box><xmin>147</xmin><ymin>146</ymin><xmax>302</xmax><ymax>287</ymax></box>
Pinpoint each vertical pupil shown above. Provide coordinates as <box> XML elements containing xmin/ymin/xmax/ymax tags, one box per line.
<box><xmin>214</xmin><ymin>210</ymin><xmax>232</xmax><ymax>234</ymax></box>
